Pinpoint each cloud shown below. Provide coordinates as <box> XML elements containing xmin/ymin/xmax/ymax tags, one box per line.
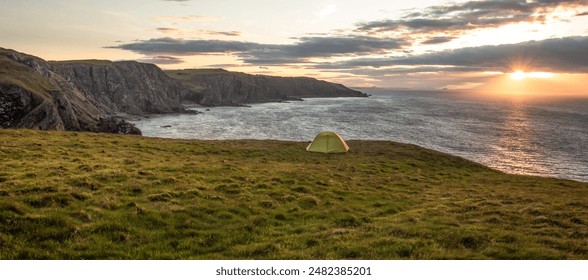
<box><xmin>291</xmin><ymin>36</ymin><xmax>406</xmax><ymax>56</ymax></box>
<box><xmin>107</xmin><ymin>35</ymin><xmax>407</xmax><ymax>64</ymax></box>
<box><xmin>241</xmin><ymin>36</ymin><xmax>407</xmax><ymax>64</ymax></box>
<box><xmin>106</xmin><ymin>37</ymin><xmax>262</xmax><ymax>55</ymax></box>
<box><xmin>155</xmin><ymin>28</ymin><xmax>241</xmax><ymax>37</ymax></box>
<box><xmin>111</xmin><ymin>1</ymin><xmax>586</xmax><ymax>73</ymax></box>
<box><xmin>421</xmin><ymin>36</ymin><xmax>456</xmax><ymax>45</ymax></box>
<box><xmin>153</xmin><ymin>15</ymin><xmax>224</xmax><ymax>22</ymax></box>
<box><xmin>318</xmin><ymin>36</ymin><xmax>588</xmax><ymax>73</ymax></box>
<box><xmin>202</xmin><ymin>30</ymin><xmax>241</xmax><ymax>37</ymax></box>
<box><xmin>137</xmin><ymin>55</ymin><xmax>185</xmax><ymax>64</ymax></box>
<box><xmin>110</xmin><ymin>35</ymin><xmax>588</xmax><ymax>74</ymax></box>
<box><xmin>156</xmin><ymin>27</ymin><xmax>178</xmax><ymax>34</ymax></box>
<box><xmin>203</xmin><ymin>63</ymin><xmax>243</xmax><ymax>68</ymax></box>
<box><xmin>356</xmin><ymin>0</ymin><xmax>584</xmax><ymax>39</ymax></box>
<box><xmin>350</xmin><ymin>66</ymin><xmax>488</xmax><ymax>75</ymax></box>
<box><xmin>392</xmin><ymin>36</ymin><xmax>588</xmax><ymax>73</ymax></box>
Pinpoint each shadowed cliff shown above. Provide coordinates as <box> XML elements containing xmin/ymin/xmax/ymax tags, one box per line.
<box><xmin>50</xmin><ymin>60</ymin><xmax>187</xmax><ymax>115</ymax></box>
<box><xmin>166</xmin><ymin>69</ymin><xmax>367</xmax><ymax>106</ymax></box>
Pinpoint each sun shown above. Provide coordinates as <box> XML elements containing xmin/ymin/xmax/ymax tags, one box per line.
<box><xmin>510</xmin><ymin>70</ymin><xmax>526</xmax><ymax>80</ymax></box>
<box><xmin>509</xmin><ymin>70</ymin><xmax>555</xmax><ymax>81</ymax></box>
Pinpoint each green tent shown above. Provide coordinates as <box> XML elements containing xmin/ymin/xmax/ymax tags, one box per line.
<box><xmin>306</xmin><ymin>131</ymin><xmax>349</xmax><ymax>153</ymax></box>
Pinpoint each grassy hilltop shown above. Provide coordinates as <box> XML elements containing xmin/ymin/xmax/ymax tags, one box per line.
<box><xmin>0</xmin><ymin>129</ymin><xmax>587</xmax><ymax>259</ymax></box>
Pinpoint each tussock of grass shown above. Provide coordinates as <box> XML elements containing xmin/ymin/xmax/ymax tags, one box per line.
<box><xmin>0</xmin><ymin>129</ymin><xmax>587</xmax><ymax>259</ymax></box>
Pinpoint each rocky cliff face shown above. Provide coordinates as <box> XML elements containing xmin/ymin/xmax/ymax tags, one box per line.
<box><xmin>0</xmin><ymin>48</ymin><xmax>140</xmax><ymax>134</ymax></box>
<box><xmin>166</xmin><ymin>69</ymin><xmax>367</xmax><ymax>106</ymax></box>
<box><xmin>50</xmin><ymin>61</ymin><xmax>187</xmax><ymax>115</ymax></box>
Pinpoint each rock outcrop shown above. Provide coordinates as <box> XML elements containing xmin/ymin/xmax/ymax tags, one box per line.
<box><xmin>166</xmin><ymin>69</ymin><xmax>367</xmax><ymax>106</ymax></box>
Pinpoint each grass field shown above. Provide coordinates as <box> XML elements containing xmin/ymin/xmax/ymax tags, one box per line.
<box><xmin>0</xmin><ymin>129</ymin><xmax>587</xmax><ymax>259</ymax></box>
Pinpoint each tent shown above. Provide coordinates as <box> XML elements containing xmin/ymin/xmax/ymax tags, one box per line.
<box><xmin>306</xmin><ymin>131</ymin><xmax>349</xmax><ymax>153</ymax></box>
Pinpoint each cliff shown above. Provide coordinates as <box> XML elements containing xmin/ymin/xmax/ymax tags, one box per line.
<box><xmin>166</xmin><ymin>69</ymin><xmax>367</xmax><ymax>106</ymax></box>
<box><xmin>50</xmin><ymin>60</ymin><xmax>187</xmax><ymax>115</ymax></box>
<box><xmin>0</xmin><ymin>48</ymin><xmax>140</xmax><ymax>134</ymax></box>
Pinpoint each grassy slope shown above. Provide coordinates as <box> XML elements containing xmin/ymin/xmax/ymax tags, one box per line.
<box><xmin>0</xmin><ymin>56</ymin><xmax>56</xmax><ymax>100</ymax></box>
<box><xmin>0</xmin><ymin>129</ymin><xmax>587</xmax><ymax>259</ymax></box>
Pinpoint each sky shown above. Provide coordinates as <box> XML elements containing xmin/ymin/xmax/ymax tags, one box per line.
<box><xmin>1</xmin><ymin>0</ymin><xmax>588</xmax><ymax>95</ymax></box>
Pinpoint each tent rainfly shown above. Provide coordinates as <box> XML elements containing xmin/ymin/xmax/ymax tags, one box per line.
<box><xmin>306</xmin><ymin>131</ymin><xmax>349</xmax><ymax>153</ymax></box>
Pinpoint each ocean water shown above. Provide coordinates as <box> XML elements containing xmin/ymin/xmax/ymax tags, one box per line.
<box><xmin>133</xmin><ymin>90</ymin><xmax>588</xmax><ymax>182</ymax></box>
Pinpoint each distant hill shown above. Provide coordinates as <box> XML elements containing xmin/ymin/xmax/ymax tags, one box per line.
<box><xmin>0</xmin><ymin>48</ymin><xmax>366</xmax><ymax>134</ymax></box>
<box><xmin>166</xmin><ymin>68</ymin><xmax>367</xmax><ymax>106</ymax></box>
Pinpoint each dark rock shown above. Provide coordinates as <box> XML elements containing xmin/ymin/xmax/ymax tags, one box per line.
<box><xmin>98</xmin><ymin>117</ymin><xmax>142</xmax><ymax>135</ymax></box>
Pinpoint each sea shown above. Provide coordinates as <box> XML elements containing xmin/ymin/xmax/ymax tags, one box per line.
<box><xmin>132</xmin><ymin>89</ymin><xmax>588</xmax><ymax>182</ymax></box>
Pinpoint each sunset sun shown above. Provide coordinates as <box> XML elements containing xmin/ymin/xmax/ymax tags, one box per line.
<box><xmin>509</xmin><ymin>70</ymin><xmax>526</xmax><ymax>80</ymax></box>
<box><xmin>509</xmin><ymin>70</ymin><xmax>555</xmax><ymax>81</ymax></box>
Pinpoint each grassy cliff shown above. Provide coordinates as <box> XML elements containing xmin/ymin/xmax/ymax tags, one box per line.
<box><xmin>0</xmin><ymin>56</ymin><xmax>56</xmax><ymax>100</ymax></box>
<box><xmin>0</xmin><ymin>129</ymin><xmax>586</xmax><ymax>259</ymax></box>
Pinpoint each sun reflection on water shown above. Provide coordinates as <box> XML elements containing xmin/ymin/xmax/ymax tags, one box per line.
<box><xmin>488</xmin><ymin>101</ymin><xmax>554</xmax><ymax>177</ymax></box>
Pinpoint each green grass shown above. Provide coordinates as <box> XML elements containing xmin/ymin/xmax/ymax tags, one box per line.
<box><xmin>0</xmin><ymin>56</ymin><xmax>57</xmax><ymax>99</ymax></box>
<box><xmin>0</xmin><ymin>129</ymin><xmax>587</xmax><ymax>259</ymax></box>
